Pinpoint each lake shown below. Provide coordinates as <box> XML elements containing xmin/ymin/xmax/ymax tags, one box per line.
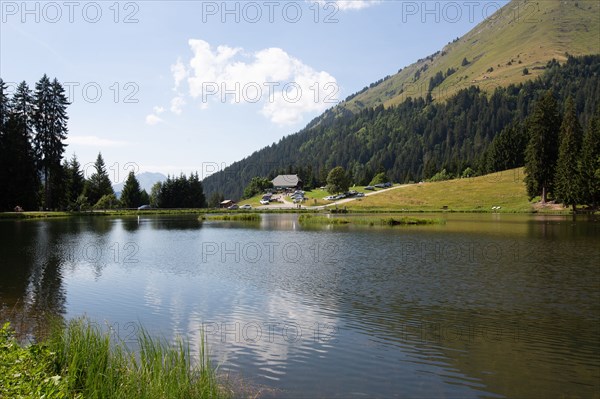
<box><xmin>0</xmin><ymin>213</ymin><xmax>599</xmax><ymax>398</ymax></box>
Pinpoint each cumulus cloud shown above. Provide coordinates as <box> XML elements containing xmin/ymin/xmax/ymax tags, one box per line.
<box><xmin>66</xmin><ymin>135</ymin><xmax>129</xmax><ymax>147</ymax></box>
<box><xmin>175</xmin><ymin>39</ymin><xmax>338</xmax><ymax>125</ymax></box>
<box><xmin>308</xmin><ymin>0</ymin><xmax>381</xmax><ymax>10</ymax></box>
<box><xmin>153</xmin><ymin>106</ymin><xmax>165</xmax><ymax>114</ymax></box>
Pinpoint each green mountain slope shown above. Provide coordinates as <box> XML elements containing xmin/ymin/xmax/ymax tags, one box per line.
<box><xmin>340</xmin><ymin>0</ymin><xmax>600</xmax><ymax>112</ymax></box>
<box><xmin>201</xmin><ymin>0</ymin><xmax>600</xmax><ymax>200</ymax></box>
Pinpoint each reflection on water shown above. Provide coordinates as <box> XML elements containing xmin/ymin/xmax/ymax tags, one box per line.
<box><xmin>0</xmin><ymin>214</ymin><xmax>599</xmax><ymax>398</ymax></box>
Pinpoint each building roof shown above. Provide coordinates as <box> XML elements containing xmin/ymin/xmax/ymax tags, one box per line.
<box><xmin>272</xmin><ymin>175</ymin><xmax>302</xmax><ymax>188</ymax></box>
<box><xmin>220</xmin><ymin>200</ymin><xmax>234</xmax><ymax>205</ymax></box>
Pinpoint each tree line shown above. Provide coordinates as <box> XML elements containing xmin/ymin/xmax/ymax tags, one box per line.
<box><xmin>202</xmin><ymin>55</ymin><xmax>600</xmax><ymax>201</ymax></box>
<box><xmin>0</xmin><ymin>77</ymin><xmax>206</xmax><ymax>211</ymax></box>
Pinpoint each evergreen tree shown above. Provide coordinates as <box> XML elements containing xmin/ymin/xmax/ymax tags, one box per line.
<box><xmin>0</xmin><ymin>79</ymin><xmax>8</xmax><ymax>134</ymax></box>
<box><xmin>140</xmin><ymin>190</ymin><xmax>150</xmax><ymax>206</ymax></box>
<box><xmin>187</xmin><ymin>172</ymin><xmax>206</xmax><ymax>208</ymax></box>
<box><xmin>120</xmin><ymin>171</ymin><xmax>142</xmax><ymax>208</ymax></box>
<box><xmin>0</xmin><ymin>82</ymin><xmax>39</xmax><ymax>210</ymax></box>
<box><xmin>554</xmin><ymin>98</ymin><xmax>583</xmax><ymax>212</ymax></box>
<box><xmin>64</xmin><ymin>154</ymin><xmax>85</xmax><ymax>208</ymax></box>
<box><xmin>33</xmin><ymin>75</ymin><xmax>69</xmax><ymax>209</ymax></box>
<box><xmin>580</xmin><ymin>110</ymin><xmax>600</xmax><ymax>207</ymax></box>
<box><xmin>85</xmin><ymin>153</ymin><xmax>114</xmax><ymax>206</ymax></box>
<box><xmin>0</xmin><ymin>79</ymin><xmax>9</xmax><ymax>209</ymax></box>
<box><xmin>524</xmin><ymin>91</ymin><xmax>561</xmax><ymax>202</ymax></box>
<box><xmin>486</xmin><ymin>121</ymin><xmax>527</xmax><ymax>172</ymax></box>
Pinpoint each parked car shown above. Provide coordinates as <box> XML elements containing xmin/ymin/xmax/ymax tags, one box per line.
<box><xmin>364</xmin><ymin>186</ymin><xmax>375</xmax><ymax>191</ymax></box>
<box><xmin>260</xmin><ymin>199</ymin><xmax>270</xmax><ymax>205</ymax></box>
<box><xmin>374</xmin><ymin>183</ymin><xmax>386</xmax><ymax>188</ymax></box>
<box><xmin>347</xmin><ymin>190</ymin><xmax>358</xmax><ymax>196</ymax></box>
<box><xmin>324</xmin><ymin>196</ymin><xmax>336</xmax><ymax>201</ymax></box>
<box><xmin>356</xmin><ymin>193</ymin><xmax>365</xmax><ymax>198</ymax></box>
<box><xmin>239</xmin><ymin>204</ymin><xmax>252</xmax><ymax>210</ymax></box>
<box><xmin>137</xmin><ymin>204</ymin><xmax>152</xmax><ymax>210</ymax></box>
<box><xmin>384</xmin><ymin>182</ymin><xmax>392</xmax><ymax>188</ymax></box>
<box><xmin>227</xmin><ymin>204</ymin><xmax>239</xmax><ymax>210</ymax></box>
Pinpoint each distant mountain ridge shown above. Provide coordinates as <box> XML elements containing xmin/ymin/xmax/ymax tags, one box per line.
<box><xmin>113</xmin><ymin>172</ymin><xmax>166</xmax><ymax>197</ymax></box>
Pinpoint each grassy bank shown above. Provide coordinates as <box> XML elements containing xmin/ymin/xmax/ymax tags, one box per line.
<box><xmin>0</xmin><ymin>319</ymin><xmax>227</xmax><ymax>399</ymax></box>
<box><xmin>348</xmin><ymin>168</ymin><xmax>535</xmax><ymax>213</ymax></box>
<box><xmin>298</xmin><ymin>214</ymin><xmax>444</xmax><ymax>226</ymax></box>
<box><xmin>202</xmin><ymin>213</ymin><xmax>261</xmax><ymax>221</ymax></box>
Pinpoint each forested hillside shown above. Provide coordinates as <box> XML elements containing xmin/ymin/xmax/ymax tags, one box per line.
<box><xmin>203</xmin><ymin>56</ymin><xmax>600</xmax><ymax>200</ymax></box>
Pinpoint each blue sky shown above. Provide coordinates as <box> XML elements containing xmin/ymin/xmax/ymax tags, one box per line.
<box><xmin>1</xmin><ymin>0</ymin><xmax>508</xmax><ymax>184</ymax></box>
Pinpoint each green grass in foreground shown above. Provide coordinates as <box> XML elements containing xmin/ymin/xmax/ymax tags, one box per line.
<box><xmin>298</xmin><ymin>214</ymin><xmax>444</xmax><ymax>226</ymax></box>
<box><xmin>202</xmin><ymin>213</ymin><xmax>261</xmax><ymax>221</ymax></box>
<box><xmin>0</xmin><ymin>319</ymin><xmax>227</xmax><ymax>399</ymax></box>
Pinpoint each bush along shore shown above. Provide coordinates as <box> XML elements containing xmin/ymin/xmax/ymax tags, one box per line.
<box><xmin>0</xmin><ymin>318</ymin><xmax>229</xmax><ymax>399</ymax></box>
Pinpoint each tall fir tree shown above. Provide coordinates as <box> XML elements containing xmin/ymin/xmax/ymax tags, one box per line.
<box><xmin>84</xmin><ymin>153</ymin><xmax>114</xmax><ymax>206</ymax></box>
<box><xmin>0</xmin><ymin>79</ymin><xmax>8</xmax><ymax>134</ymax></box>
<box><xmin>554</xmin><ymin>97</ymin><xmax>583</xmax><ymax>212</ymax></box>
<box><xmin>0</xmin><ymin>82</ymin><xmax>39</xmax><ymax>210</ymax></box>
<box><xmin>120</xmin><ymin>171</ymin><xmax>142</xmax><ymax>208</ymax></box>
<box><xmin>580</xmin><ymin>109</ymin><xmax>600</xmax><ymax>207</ymax></box>
<box><xmin>33</xmin><ymin>75</ymin><xmax>69</xmax><ymax>209</ymax></box>
<box><xmin>0</xmin><ymin>79</ymin><xmax>9</xmax><ymax>209</ymax></box>
<box><xmin>524</xmin><ymin>91</ymin><xmax>561</xmax><ymax>202</ymax></box>
<box><xmin>64</xmin><ymin>154</ymin><xmax>85</xmax><ymax>208</ymax></box>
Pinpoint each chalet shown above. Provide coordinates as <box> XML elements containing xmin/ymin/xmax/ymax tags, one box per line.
<box><xmin>220</xmin><ymin>200</ymin><xmax>235</xmax><ymax>208</ymax></box>
<box><xmin>272</xmin><ymin>175</ymin><xmax>303</xmax><ymax>190</ymax></box>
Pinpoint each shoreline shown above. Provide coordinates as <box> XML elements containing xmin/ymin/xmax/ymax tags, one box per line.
<box><xmin>0</xmin><ymin>207</ymin><xmax>593</xmax><ymax>221</ymax></box>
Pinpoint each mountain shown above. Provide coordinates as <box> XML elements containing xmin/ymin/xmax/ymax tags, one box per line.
<box><xmin>113</xmin><ymin>172</ymin><xmax>166</xmax><ymax>197</ymax></box>
<box><xmin>340</xmin><ymin>0</ymin><xmax>600</xmax><ymax>111</ymax></box>
<box><xmin>201</xmin><ymin>0</ymin><xmax>600</xmax><ymax>200</ymax></box>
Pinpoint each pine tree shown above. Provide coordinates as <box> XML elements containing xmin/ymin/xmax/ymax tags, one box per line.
<box><xmin>0</xmin><ymin>82</ymin><xmax>39</xmax><ymax>210</ymax></box>
<box><xmin>486</xmin><ymin>121</ymin><xmax>527</xmax><ymax>172</ymax></box>
<box><xmin>554</xmin><ymin>97</ymin><xmax>583</xmax><ymax>212</ymax></box>
<box><xmin>85</xmin><ymin>153</ymin><xmax>114</xmax><ymax>206</ymax></box>
<box><xmin>120</xmin><ymin>171</ymin><xmax>142</xmax><ymax>208</ymax></box>
<box><xmin>0</xmin><ymin>79</ymin><xmax>8</xmax><ymax>135</ymax></box>
<box><xmin>580</xmin><ymin>110</ymin><xmax>600</xmax><ymax>207</ymax></box>
<box><xmin>0</xmin><ymin>79</ymin><xmax>9</xmax><ymax>209</ymax></box>
<box><xmin>33</xmin><ymin>75</ymin><xmax>69</xmax><ymax>209</ymax></box>
<box><xmin>188</xmin><ymin>172</ymin><xmax>206</xmax><ymax>208</ymax></box>
<box><xmin>140</xmin><ymin>189</ymin><xmax>150</xmax><ymax>206</ymax></box>
<box><xmin>64</xmin><ymin>154</ymin><xmax>85</xmax><ymax>208</ymax></box>
<box><xmin>524</xmin><ymin>91</ymin><xmax>561</xmax><ymax>202</ymax></box>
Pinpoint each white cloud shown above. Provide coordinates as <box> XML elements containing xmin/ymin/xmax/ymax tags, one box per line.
<box><xmin>66</xmin><ymin>135</ymin><xmax>129</xmax><ymax>147</ymax></box>
<box><xmin>308</xmin><ymin>0</ymin><xmax>380</xmax><ymax>10</ymax></box>
<box><xmin>171</xmin><ymin>58</ymin><xmax>187</xmax><ymax>89</ymax></box>
<box><xmin>145</xmin><ymin>114</ymin><xmax>163</xmax><ymax>125</ymax></box>
<box><xmin>181</xmin><ymin>39</ymin><xmax>338</xmax><ymax>125</ymax></box>
<box><xmin>170</xmin><ymin>96</ymin><xmax>185</xmax><ymax>115</ymax></box>
<box><xmin>153</xmin><ymin>106</ymin><xmax>165</xmax><ymax>114</ymax></box>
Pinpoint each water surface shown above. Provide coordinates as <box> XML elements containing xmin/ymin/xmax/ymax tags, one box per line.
<box><xmin>0</xmin><ymin>213</ymin><xmax>598</xmax><ymax>398</ymax></box>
